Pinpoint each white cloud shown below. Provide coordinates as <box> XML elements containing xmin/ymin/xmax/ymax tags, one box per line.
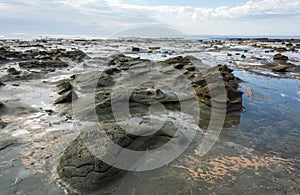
<box><xmin>0</xmin><ymin>0</ymin><xmax>300</xmax><ymax>35</ymax></box>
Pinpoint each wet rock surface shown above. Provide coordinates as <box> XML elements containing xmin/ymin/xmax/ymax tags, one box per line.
<box><xmin>19</xmin><ymin>60</ymin><xmax>68</xmax><ymax>70</ymax></box>
<box><xmin>57</xmin><ymin>116</ymin><xmax>196</xmax><ymax>192</ymax></box>
<box><xmin>56</xmin><ymin>54</ymin><xmax>243</xmax><ymax>191</ymax></box>
<box><xmin>0</xmin><ymin>37</ymin><xmax>299</xmax><ymax>194</ymax></box>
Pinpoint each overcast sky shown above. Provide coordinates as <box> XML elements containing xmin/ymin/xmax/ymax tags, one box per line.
<box><xmin>1</xmin><ymin>0</ymin><xmax>300</xmax><ymax>36</ymax></box>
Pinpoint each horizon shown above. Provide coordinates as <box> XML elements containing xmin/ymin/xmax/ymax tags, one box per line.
<box><xmin>1</xmin><ymin>0</ymin><xmax>300</xmax><ymax>36</ymax></box>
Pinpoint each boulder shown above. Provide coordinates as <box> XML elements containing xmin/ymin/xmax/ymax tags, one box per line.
<box><xmin>57</xmin><ymin>116</ymin><xmax>195</xmax><ymax>192</ymax></box>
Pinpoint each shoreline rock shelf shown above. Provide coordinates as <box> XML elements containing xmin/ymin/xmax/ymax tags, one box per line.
<box><xmin>57</xmin><ymin>54</ymin><xmax>243</xmax><ymax>192</ymax></box>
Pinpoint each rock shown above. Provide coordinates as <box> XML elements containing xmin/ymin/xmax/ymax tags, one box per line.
<box><xmin>57</xmin><ymin>116</ymin><xmax>195</xmax><ymax>192</ymax></box>
<box><xmin>56</xmin><ymin>81</ymin><xmax>73</xmax><ymax>95</ymax></box>
<box><xmin>54</xmin><ymin>91</ymin><xmax>78</xmax><ymax>104</ymax></box>
<box><xmin>241</xmin><ymin>54</ymin><xmax>246</xmax><ymax>59</ymax></box>
<box><xmin>149</xmin><ymin>46</ymin><xmax>161</xmax><ymax>50</ymax></box>
<box><xmin>97</xmin><ymin>73</ymin><xmax>115</xmax><ymax>87</ymax></box>
<box><xmin>0</xmin><ymin>138</ymin><xmax>17</xmax><ymax>150</ymax></box>
<box><xmin>227</xmin><ymin>53</ymin><xmax>232</xmax><ymax>56</ymax></box>
<box><xmin>276</xmin><ymin>47</ymin><xmax>288</xmax><ymax>52</ymax></box>
<box><xmin>164</xmin><ymin>56</ymin><xmax>193</xmax><ymax>70</ymax></box>
<box><xmin>61</xmin><ymin>49</ymin><xmax>87</xmax><ymax>62</ymax></box>
<box><xmin>132</xmin><ymin>47</ymin><xmax>140</xmax><ymax>52</ymax></box>
<box><xmin>184</xmin><ymin>64</ymin><xmax>195</xmax><ymax>71</ymax></box>
<box><xmin>286</xmin><ymin>43</ymin><xmax>293</xmax><ymax>47</ymax></box>
<box><xmin>0</xmin><ymin>121</ymin><xmax>8</xmax><ymax>129</ymax></box>
<box><xmin>104</xmin><ymin>67</ymin><xmax>121</xmax><ymax>75</ymax></box>
<box><xmin>0</xmin><ymin>81</ymin><xmax>5</xmax><ymax>86</ymax></box>
<box><xmin>19</xmin><ymin>60</ymin><xmax>68</xmax><ymax>70</ymax></box>
<box><xmin>272</xmin><ymin>65</ymin><xmax>289</xmax><ymax>72</ymax></box>
<box><xmin>273</xmin><ymin>53</ymin><xmax>288</xmax><ymax>61</ymax></box>
<box><xmin>7</xmin><ymin>68</ymin><xmax>20</xmax><ymax>75</ymax></box>
<box><xmin>193</xmin><ymin>65</ymin><xmax>243</xmax><ymax>112</ymax></box>
<box><xmin>56</xmin><ymin>53</ymin><xmax>243</xmax><ymax>192</ymax></box>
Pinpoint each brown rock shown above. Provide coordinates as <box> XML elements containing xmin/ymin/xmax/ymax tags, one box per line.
<box><xmin>273</xmin><ymin>53</ymin><xmax>288</xmax><ymax>61</ymax></box>
<box><xmin>272</xmin><ymin>65</ymin><xmax>289</xmax><ymax>72</ymax></box>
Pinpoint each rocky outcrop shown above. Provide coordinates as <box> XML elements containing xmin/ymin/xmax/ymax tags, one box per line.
<box><xmin>57</xmin><ymin>115</ymin><xmax>196</xmax><ymax>192</ymax></box>
<box><xmin>193</xmin><ymin>65</ymin><xmax>243</xmax><ymax>112</ymax></box>
<box><xmin>57</xmin><ymin>54</ymin><xmax>243</xmax><ymax>192</ymax></box>
<box><xmin>0</xmin><ymin>46</ymin><xmax>87</xmax><ymax>63</ymax></box>
<box><xmin>19</xmin><ymin>60</ymin><xmax>68</xmax><ymax>70</ymax></box>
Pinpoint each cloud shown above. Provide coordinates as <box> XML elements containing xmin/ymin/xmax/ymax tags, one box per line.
<box><xmin>0</xmin><ymin>0</ymin><xmax>299</xmax><ymax>35</ymax></box>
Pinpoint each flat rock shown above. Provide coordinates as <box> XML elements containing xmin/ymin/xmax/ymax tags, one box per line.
<box><xmin>272</xmin><ymin>65</ymin><xmax>289</xmax><ymax>72</ymax></box>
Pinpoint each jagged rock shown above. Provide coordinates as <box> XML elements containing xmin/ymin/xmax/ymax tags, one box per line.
<box><xmin>273</xmin><ymin>53</ymin><xmax>288</xmax><ymax>61</ymax></box>
<box><xmin>54</xmin><ymin>91</ymin><xmax>78</xmax><ymax>104</ymax></box>
<box><xmin>272</xmin><ymin>65</ymin><xmax>289</xmax><ymax>72</ymax></box>
<box><xmin>57</xmin><ymin>53</ymin><xmax>243</xmax><ymax>192</ymax></box>
<box><xmin>19</xmin><ymin>60</ymin><xmax>68</xmax><ymax>70</ymax></box>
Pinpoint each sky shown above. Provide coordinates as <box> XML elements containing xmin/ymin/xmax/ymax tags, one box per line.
<box><xmin>0</xmin><ymin>0</ymin><xmax>300</xmax><ymax>36</ymax></box>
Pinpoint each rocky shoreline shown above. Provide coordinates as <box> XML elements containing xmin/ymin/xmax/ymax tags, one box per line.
<box><xmin>0</xmin><ymin>37</ymin><xmax>299</xmax><ymax>194</ymax></box>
